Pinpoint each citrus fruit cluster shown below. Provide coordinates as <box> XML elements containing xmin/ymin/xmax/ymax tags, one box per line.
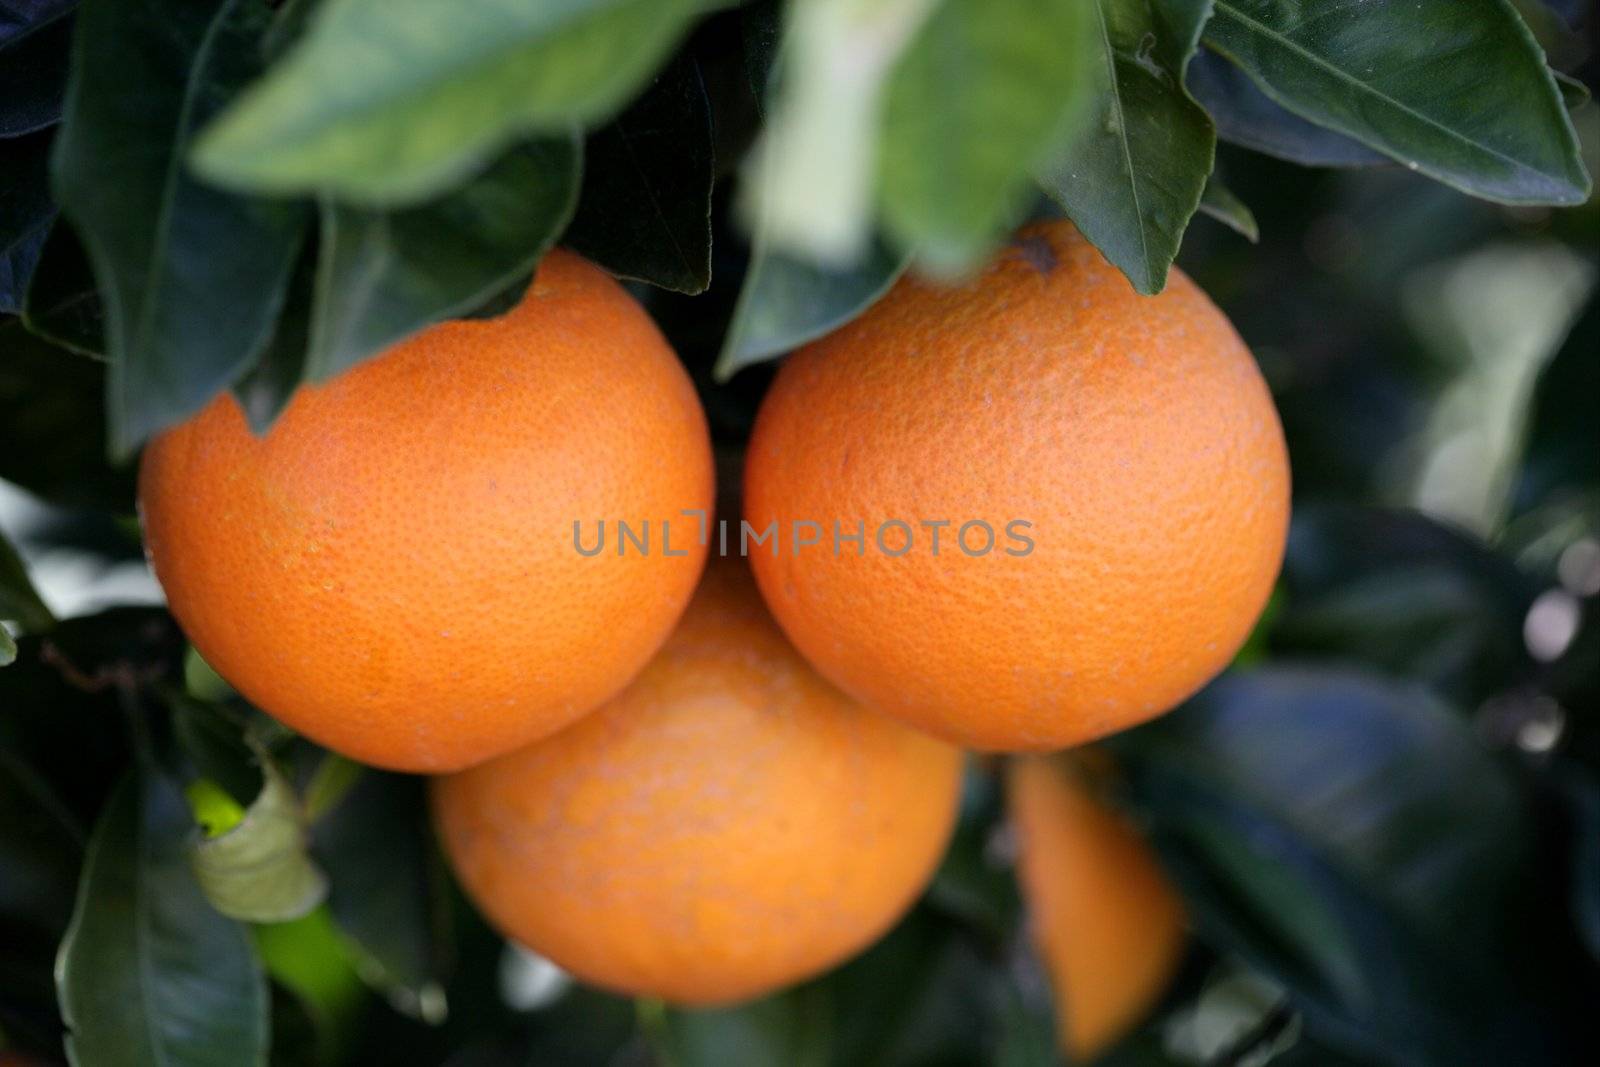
<box><xmin>140</xmin><ymin>220</ymin><xmax>1288</xmax><ymax>1050</ymax></box>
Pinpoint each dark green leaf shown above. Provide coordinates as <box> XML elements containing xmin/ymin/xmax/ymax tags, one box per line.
<box><xmin>457</xmin><ymin>270</ymin><xmax>533</xmax><ymax>320</ymax></box>
<box><xmin>52</xmin><ymin>0</ymin><xmax>310</xmax><ymax>457</ymax></box>
<box><xmin>0</xmin><ymin>317</ymin><xmax>131</xmax><ymax>510</ymax></box>
<box><xmin>1036</xmin><ymin>0</ymin><xmax>1215</xmax><ymax>294</ymax></box>
<box><xmin>168</xmin><ymin>694</ymin><xmax>263</xmax><ymax>807</ymax></box>
<box><xmin>1203</xmin><ymin>0</ymin><xmax>1590</xmax><ymax>205</ymax></box>
<box><xmin>190</xmin><ymin>745</ymin><xmax>327</xmax><ymax>924</ymax></box>
<box><xmin>1111</xmin><ymin>667</ymin><xmax>1580</xmax><ymax>1065</ymax></box>
<box><xmin>823</xmin><ymin>910</ymin><xmax>1005</xmax><ymax>1067</ymax></box>
<box><xmin>0</xmin><ymin>739</ymin><xmax>83</xmax><ymax>1043</ymax></box>
<box><xmin>1558</xmin><ymin>770</ymin><xmax>1600</xmax><ymax>962</ymax></box>
<box><xmin>313</xmin><ymin>771</ymin><xmax>447</xmax><ymax>1017</ymax></box>
<box><xmin>1</xmin><ymin>128</ymin><xmax>55</xmax><ymax>312</ymax></box>
<box><xmin>739</xmin><ymin>0</ymin><xmax>780</xmax><ymax>112</ymax></box>
<box><xmin>661</xmin><ymin>984</ymin><xmax>833</xmax><ymax>1067</ymax></box>
<box><xmin>0</xmin><ymin>742</ymin><xmax>82</xmax><ymax>927</ymax></box>
<box><xmin>1198</xmin><ymin>173</ymin><xmax>1259</xmax><ymax>241</ymax></box>
<box><xmin>880</xmin><ymin>0</ymin><xmax>1096</xmax><ymax>274</ymax></box>
<box><xmin>1553</xmin><ymin>70</ymin><xmax>1589</xmax><ymax>112</ymax></box>
<box><xmin>304</xmin><ymin>134</ymin><xmax>578</xmax><ymax>382</ymax></box>
<box><xmin>1185</xmin><ymin>47</ymin><xmax>1387</xmax><ymax>167</ymax></box>
<box><xmin>1517</xmin><ymin>289</ymin><xmax>1600</xmax><ymax>508</ymax></box>
<box><xmin>714</xmin><ymin>234</ymin><xmax>907</xmax><ymax>381</ymax></box>
<box><xmin>232</xmin><ymin>238</ymin><xmax>317</xmax><ymax>432</ymax></box>
<box><xmin>57</xmin><ymin>769</ymin><xmax>268</xmax><ymax>1067</ymax></box>
<box><xmin>0</xmin><ymin>526</ymin><xmax>52</xmax><ymax>635</ymax></box>
<box><xmin>1276</xmin><ymin>505</ymin><xmax>1538</xmax><ymax>707</ymax></box>
<box><xmin>192</xmin><ymin>0</ymin><xmax>721</xmax><ymax>205</ymax></box>
<box><xmin>21</xmin><ymin>216</ymin><xmax>106</xmax><ymax>356</ymax></box>
<box><xmin>0</xmin><ymin>1</ymin><xmax>74</xmax><ymax>136</ymax></box>
<box><xmin>564</xmin><ymin>56</ymin><xmax>715</xmax><ymax>293</ymax></box>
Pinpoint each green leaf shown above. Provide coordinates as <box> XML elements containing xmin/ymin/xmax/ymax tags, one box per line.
<box><xmin>1</xmin><ymin>129</ymin><xmax>55</xmax><ymax>312</ymax></box>
<box><xmin>1565</xmin><ymin>772</ymin><xmax>1600</xmax><ymax>962</ymax></box>
<box><xmin>1277</xmin><ymin>505</ymin><xmax>1538</xmax><ymax>708</ymax></box>
<box><xmin>1553</xmin><ymin>70</ymin><xmax>1589</xmax><ymax>112</ymax></box>
<box><xmin>190</xmin><ymin>748</ymin><xmax>328</xmax><ymax>924</ymax></box>
<box><xmin>742</xmin><ymin>0</ymin><xmax>939</xmax><ymax>265</ymax></box>
<box><xmin>232</xmin><ymin>239</ymin><xmax>317</xmax><ymax>432</ymax></box>
<box><xmin>251</xmin><ymin>906</ymin><xmax>366</xmax><ymax>1061</ymax></box>
<box><xmin>661</xmin><ymin>984</ymin><xmax>834</xmax><ymax>1067</ymax></box>
<box><xmin>1036</xmin><ymin>0</ymin><xmax>1216</xmax><ymax>294</ymax></box>
<box><xmin>57</xmin><ymin>770</ymin><xmax>269</xmax><ymax>1067</ymax></box>
<box><xmin>0</xmin><ymin>1</ymin><xmax>74</xmax><ymax>136</ymax></box>
<box><xmin>51</xmin><ymin>0</ymin><xmax>310</xmax><ymax>457</ymax></box>
<box><xmin>881</xmin><ymin>0</ymin><xmax>1096</xmax><ymax>275</ymax></box>
<box><xmin>191</xmin><ymin>0</ymin><xmax>720</xmax><ymax>205</ymax></box>
<box><xmin>312</xmin><ymin>771</ymin><xmax>447</xmax><ymax>1019</ymax></box>
<box><xmin>715</xmin><ymin>234</ymin><xmax>908</xmax><ymax>382</ymax></box>
<box><xmin>564</xmin><ymin>55</ymin><xmax>715</xmax><ymax>293</ymax></box>
<box><xmin>1198</xmin><ymin>173</ymin><xmax>1258</xmax><ymax>241</ymax></box>
<box><xmin>1185</xmin><ymin>46</ymin><xmax>1387</xmax><ymax>167</ymax></box>
<box><xmin>0</xmin><ymin>526</ymin><xmax>52</xmax><ymax>635</ymax></box>
<box><xmin>1111</xmin><ymin>667</ymin><xmax>1579</xmax><ymax>1064</ymax></box>
<box><xmin>21</xmin><ymin>218</ymin><xmax>107</xmax><ymax>357</ymax></box>
<box><xmin>168</xmin><ymin>693</ymin><xmax>264</xmax><ymax>808</ymax></box>
<box><xmin>304</xmin><ymin>134</ymin><xmax>579</xmax><ymax>383</ymax></box>
<box><xmin>1203</xmin><ymin>0</ymin><xmax>1590</xmax><ymax>205</ymax></box>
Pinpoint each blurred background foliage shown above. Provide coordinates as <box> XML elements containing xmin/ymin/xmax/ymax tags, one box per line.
<box><xmin>3</xmin><ymin>0</ymin><xmax>1600</xmax><ymax>1065</ymax></box>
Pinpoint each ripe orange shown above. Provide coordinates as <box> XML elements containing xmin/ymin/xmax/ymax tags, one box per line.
<box><xmin>139</xmin><ymin>250</ymin><xmax>713</xmax><ymax>772</ymax></box>
<box><xmin>744</xmin><ymin>219</ymin><xmax>1289</xmax><ymax>751</ymax></box>
<box><xmin>431</xmin><ymin>559</ymin><xmax>964</xmax><ymax>1005</ymax></box>
<box><xmin>1007</xmin><ymin>756</ymin><xmax>1185</xmax><ymax>1059</ymax></box>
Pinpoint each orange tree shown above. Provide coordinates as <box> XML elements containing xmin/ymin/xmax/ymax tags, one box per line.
<box><xmin>2</xmin><ymin>2</ymin><xmax>1598</xmax><ymax>1066</ymax></box>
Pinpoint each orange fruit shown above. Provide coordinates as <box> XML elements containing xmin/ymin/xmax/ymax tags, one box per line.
<box><xmin>139</xmin><ymin>250</ymin><xmax>713</xmax><ymax>772</ymax></box>
<box><xmin>431</xmin><ymin>559</ymin><xmax>964</xmax><ymax>1005</ymax></box>
<box><xmin>744</xmin><ymin>219</ymin><xmax>1289</xmax><ymax>751</ymax></box>
<box><xmin>1007</xmin><ymin>756</ymin><xmax>1185</xmax><ymax>1060</ymax></box>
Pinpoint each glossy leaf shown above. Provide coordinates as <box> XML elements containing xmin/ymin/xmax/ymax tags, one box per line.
<box><xmin>232</xmin><ymin>240</ymin><xmax>316</xmax><ymax>432</ymax></box>
<box><xmin>881</xmin><ymin>0</ymin><xmax>1096</xmax><ymax>274</ymax></box>
<box><xmin>305</xmin><ymin>134</ymin><xmax>579</xmax><ymax>384</ymax></box>
<box><xmin>190</xmin><ymin>749</ymin><xmax>327</xmax><ymax>924</ymax></box>
<box><xmin>20</xmin><ymin>217</ymin><xmax>105</xmax><ymax>356</ymax></box>
<box><xmin>51</xmin><ymin>0</ymin><xmax>310</xmax><ymax>456</ymax></box>
<box><xmin>313</xmin><ymin>771</ymin><xmax>447</xmax><ymax>1017</ymax></box>
<box><xmin>1</xmin><ymin>128</ymin><xmax>54</xmax><ymax>311</ymax></box>
<box><xmin>1185</xmin><ymin>47</ymin><xmax>1386</xmax><ymax>167</ymax></box>
<box><xmin>1203</xmin><ymin>0</ymin><xmax>1590</xmax><ymax>205</ymax></box>
<box><xmin>564</xmin><ymin>56</ymin><xmax>715</xmax><ymax>294</ymax></box>
<box><xmin>715</xmin><ymin>234</ymin><xmax>907</xmax><ymax>381</ymax></box>
<box><xmin>192</xmin><ymin>0</ymin><xmax>720</xmax><ymax>205</ymax></box>
<box><xmin>1111</xmin><ymin>667</ymin><xmax>1578</xmax><ymax>1064</ymax></box>
<box><xmin>0</xmin><ymin>526</ymin><xmax>52</xmax><ymax>635</ymax></box>
<box><xmin>0</xmin><ymin>0</ymin><xmax>73</xmax><ymax>137</ymax></box>
<box><xmin>57</xmin><ymin>770</ymin><xmax>268</xmax><ymax>1067</ymax></box>
<box><xmin>1198</xmin><ymin>174</ymin><xmax>1259</xmax><ymax>241</ymax></box>
<box><xmin>1037</xmin><ymin>0</ymin><xmax>1215</xmax><ymax>294</ymax></box>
